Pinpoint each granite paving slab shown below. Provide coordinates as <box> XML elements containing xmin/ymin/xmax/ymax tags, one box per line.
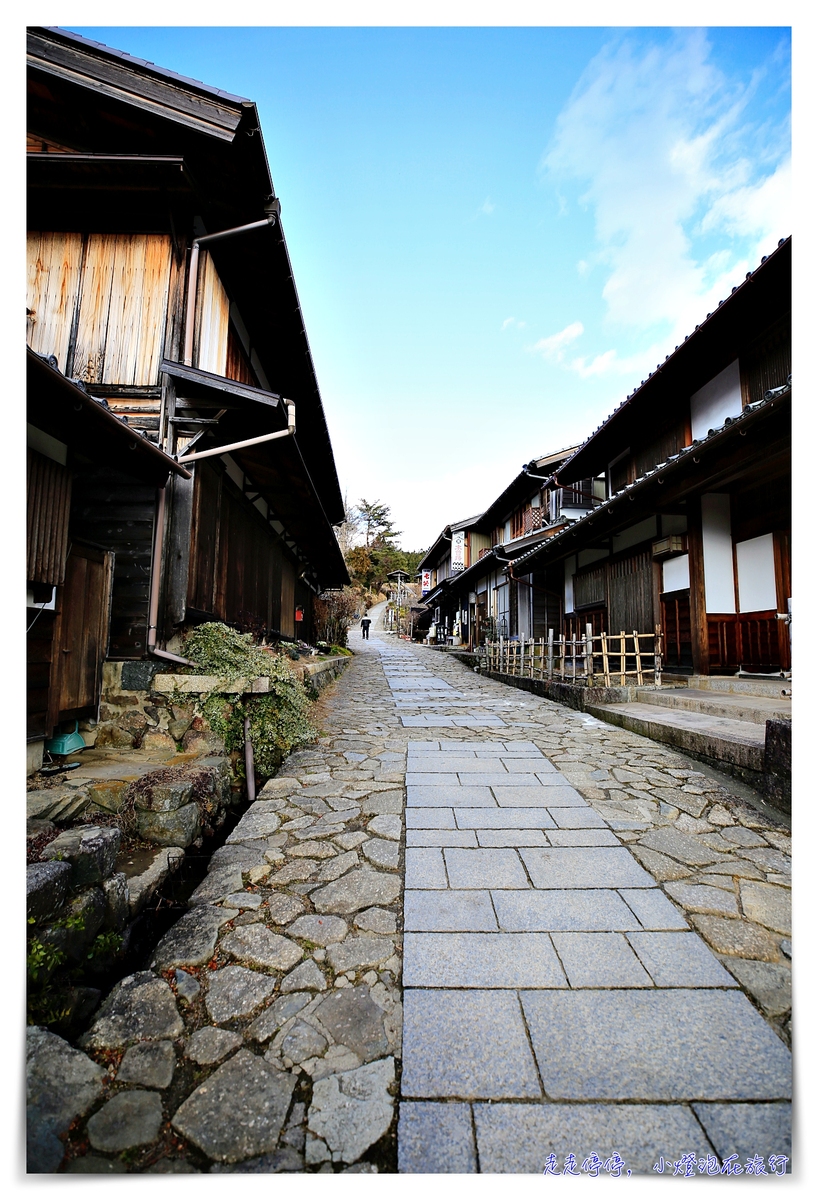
<box><xmin>401</xmin><ymin>990</ymin><xmax>541</xmax><ymax>1099</ymax></box>
<box><xmin>403</xmin><ymin>933</ymin><xmax>567</xmax><ymax>987</ymax></box>
<box><xmin>520</xmin><ymin>847</ymin><xmax>657</xmax><ymax>889</ymax></box>
<box><xmin>521</xmin><ymin>990</ymin><xmax>792</xmax><ymax>1099</ymax></box>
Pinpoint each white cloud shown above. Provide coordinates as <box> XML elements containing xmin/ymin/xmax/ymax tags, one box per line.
<box><xmin>529</xmin><ymin>320</ymin><xmax>584</xmax><ymax>362</ymax></box>
<box><xmin>502</xmin><ymin>316</ymin><xmax>527</xmax><ymax>331</ymax></box>
<box><xmin>479</xmin><ymin>196</ymin><xmax>495</xmax><ymax>216</ymax></box>
<box><xmin>543</xmin><ymin>30</ymin><xmax>790</xmax><ymax>345</ymax></box>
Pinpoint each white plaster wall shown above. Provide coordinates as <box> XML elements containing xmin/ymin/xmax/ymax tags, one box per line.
<box><xmin>564</xmin><ymin>556</ymin><xmax>576</xmax><ymax>613</ymax></box>
<box><xmin>701</xmin><ymin>494</ymin><xmax>735</xmax><ymax>613</ymax></box>
<box><xmin>663</xmin><ymin>553</ymin><xmax>690</xmax><ymax>593</ymax></box>
<box><xmin>690</xmin><ymin>359</ymin><xmax>742</xmax><ymax>440</ymax></box>
<box><xmin>612</xmin><ymin>516</ymin><xmax>657</xmax><ymax>554</ymax></box>
<box><xmin>736</xmin><ymin>534</ymin><xmax>777</xmax><ymax>612</ymax></box>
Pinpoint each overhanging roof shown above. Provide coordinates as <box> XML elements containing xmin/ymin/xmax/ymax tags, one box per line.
<box><xmin>28</xmin><ymin>347</ymin><xmax>189</xmax><ymax>485</ymax></box>
<box><xmin>559</xmin><ymin>238</ymin><xmax>791</xmax><ymax>484</ymax></box>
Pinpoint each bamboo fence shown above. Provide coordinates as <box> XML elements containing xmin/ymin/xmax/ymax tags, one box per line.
<box><xmin>483</xmin><ymin>624</ymin><xmax>663</xmax><ymax>688</ymax></box>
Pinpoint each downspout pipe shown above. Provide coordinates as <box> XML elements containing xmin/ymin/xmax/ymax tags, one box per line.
<box><xmin>176</xmin><ymin>401</ymin><xmax>296</xmax><ymax>464</ymax></box>
<box><xmin>146</xmin><ymin>484</ymin><xmax>196</xmax><ymax>666</ymax></box>
<box><xmin>183</xmin><ymin>214</ymin><xmax>277</xmax><ymax>367</ymax></box>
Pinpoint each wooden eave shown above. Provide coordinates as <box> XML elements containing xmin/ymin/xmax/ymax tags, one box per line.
<box><xmin>514</xmin><ymin>389</ymin><xmax>791</xmax><ymax>574</ymax></box>
<box><xmin>28</xmin><ymin>348</ymin><xmax>190</xmax><ymax>485</ymax></box>
<box><xmin>28</xmin><ymin>27</ymin><xmax>246</xmax><ymax>141</ymax></box>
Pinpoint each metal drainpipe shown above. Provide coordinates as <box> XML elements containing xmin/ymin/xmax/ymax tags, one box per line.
<box><xmin>183</xmin><ymin>215</ymin><xmax>277</xmax><ymax>367</ymax></box>
<box><xmin>146</xmin><ymin>484</ymin><xmax>196</xmax><ymax>666</ymax></box>
<box><xmin>244</xmin><ymin>715</ymin><xmax>256</xmax><ymax>802</ymax></box>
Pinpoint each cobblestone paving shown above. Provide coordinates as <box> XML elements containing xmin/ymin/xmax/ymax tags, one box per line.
<box><xmin>52</xmin><ymin>604</ymin><xmax>792</xmax><ymax>1174</ymax></box>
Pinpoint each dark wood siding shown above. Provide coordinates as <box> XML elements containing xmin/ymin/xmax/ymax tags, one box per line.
<box><xmin>186</xmin><ymin>461</ymin><xmax>298</xmax><ymax>637</ymax></box>
<box><xmin>532</xmin><ymin>569</ymin><xmax>562</xmax><ymax>639</ymax></box>
<box><xmin>50</xmin><ymin>543</ymin><xmax>114</xmax><ymax>717</ymax></box>
<box><xmin>70</xmin><ymin>468</ymin><xmax>156</xmax><ymax>658</ymax></box>
<box><xmin>743</xmin><ymin>316</ymin><xmax>791</xmax><ymax>405</ymax></box>
<box><xmin>27</xmin><ymin>610</ymin><xmax>57</xmax><ymax>739</ymax></box>
<box><xmin>27</xmin><ymin>448</ymin><xmax>71</xmax><ymax>585</ymax></box>
<box><xmin>608</xmin><ymin>550</ymin><xmax>654</xmax><ymax>634</ymax></box>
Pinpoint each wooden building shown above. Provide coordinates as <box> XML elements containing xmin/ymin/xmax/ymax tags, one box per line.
<box><xmin>421</xmin><ymin>239</ymin><xmax>790</xmax><ymax>676</ymax></box>
<box><xmin>512</xmin><ymin>238</ymin><xmax>791</xmax><ymax>676</ymax></box>
<box><xmin>27</xmin><ymin>27</ymin><xmax>348</xmax><ymax>768</ymax></box>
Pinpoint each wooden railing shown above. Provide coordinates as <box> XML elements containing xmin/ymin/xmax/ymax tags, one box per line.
<box><xmin>483</xmin><ymin>624</ymin><xmax>663</xmax><ymax>688</ymax></box>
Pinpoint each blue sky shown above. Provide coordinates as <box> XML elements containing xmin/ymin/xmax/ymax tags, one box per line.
<box><xmin>71</xmin><ymin>22</ymin><xmax>791</xmax><ymax>550</ymax></box>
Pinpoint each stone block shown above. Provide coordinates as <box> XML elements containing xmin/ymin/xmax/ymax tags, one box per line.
<box><xmin>152</xmin><ymin>905</ymin><xmax>235</xmax><ymax>970</ymax></box>
<box><xmin>548</xmin><ymin>806</ymin><xmax>607</xmax><ymax>828</ymax></box>
<box><xmin>280</xmin><ymin>959</ymin><xmax>328</xmax><ymax>993</ymax></box>
<box><xmin>355</xmin><ymin>907</ymin><xmax>397</xmax><ymax>934</ymax></box>
<box><xmin>405</xmin><ymin>848</ymin><xmax>447</xmax><ymax>888</ymax></box>
<box><xmin>186</xmin><ymin>1026</ymin><xmax>242</xmax><ymax>1065</ymax></box>
<box><xmin>94</xmin><ymin>722</ymin><xmax>135</xmax><ymax>749</ymax></box>
<box><xmin>221</xmin><ymin>925</ymin><xmax>303</xmax><ymax>972</ymax></box>
<box><xmin>404</xmin><ymin>932</ymin><xmax>566</xmax><ymax>988</ymax></box>
<box><xmin>173</xmin><ymin>1049</ymin><xmax>296</xmax><ymax>1163</ymax></box>
<box><xmin>326</xmin><ymin>935</ymin><xmax>396</xmax><ymax>973</ymax></box>
<box><xmin>405</xmin><ymin>807</ymin><xmax>456</xmax><ymax>829</ymax></box>
<box><xmin>87</xmin><ymin>1090</ymin><xmax>163</xmax><ymax>1153</ymax></box>
<box><xmin>43</xmin><ymin>825</ymin><xmax>121</xmax><ymax>886</ymax></box>
<box><xmin>117</xmin><ymin>1040</ymin><xmax>176</xmax><ymax>1088</ymax></box>
<box><xmin>362</xmin><ymin>838</ymin><xmax>400</xmax><ymax>869</ymax></box>
<box><xmin>26</xmin><ymin>861</ymin><xmax>72</xmax><ymax>923</ymax></box>
<box><xmin>308</xmin><ymin>1057</ymin><xmax>395</xmax><ymax>1165</ymax></box>
<box><xmin>638</xmin><ymin>827</ymin><xmax>726</xmax><ymax>867</ymax></box>
<box><xmin>546</xmin><ymin>829</ymin><xmax>620</xmax><ymax>845</ymax></box>
<box><xmin>398</xmin><ymin>1102</ymin><xmax>477</xmax><ymax>1173</ymax></box>
<box><xmin>80</xmin><ymin>971</ymin><xmax>183</xmax><ymax>1050</ymax></box>
<box><xmin>692</xmin><ymin>1102</ymin><xmax>791</xmax><ymax>1165</ymax></box>
<box><xmin>102</xmin><ymin>872</ymin><xmax>130</xmax><ymax>931</ymax></box>
<box><xmin>473</xmin><ymin>1101</ymin><xmax>710</xmax><ymax>1175</ymax></box>
<box><xmin>664</xmin><ymin>881</ymin><xmax>740</xmax><ymax>917</ymax></box>
<box><xmin>404</xmin><ymin>890</ymin><xmax>497</xmax><ymax>932</ymax></box>
<box><xmin>520</xmin><ymin>989</ymin><xmax>791</xmax><ymax>1100</ymax></box>
<box><xmin>721</xmin><ymin>959</ymin><xmax>792</xmax><ymax>1017</ymax></box>
<box><xmin>520</xmin><ymin>847</ymin><xmax>656</xmax><ymax>890</ymax></box>
<box><xmin>444</xmin><ymin>848</ymin><xmax>529</xmax><ymax>889</ymax></box>
<box><xmin>407</xmin><ymin>785</ymin><xmax>496</xmax><ymax>807</ymax></box>
<box><xmin>205</xmin><ymin>965</ymin><xmax>277</xmax><ymax>1023</ymax></box>
<box><xmin>618</xmin><ymin>888</ymin><xmax>689</xmax><ymax>931</ymax></box>
<box><xmin>287</xmin><ymin>914</ymin><xmax>349</xmax><ymax>945</ymax></box>
<box><xmin>627</xmin><ymin>931</ymin><xmax>738</xmax><ymax>987</ymax></box>
<box><xmin>401</xmin><ymin>989</ymin><xmax>541</xmax><ymax>1099</ymax></box>
<box><xmin>690</xmin><ymin>915</ymin><xmax>781</xmax><ymax>961</ymax></box>
<box><xmin>137</xmin><ymin>802</ymin><xmax>202</xmax><ymax>848</ymax></box>
<box><xmin>247</xmin><ymin>992</ymin><xmax>313</xmax><ymax>1043</ymax></box>
<box><xmin>43</xmin><ymin>886</ymin><xmax>106</xmax><ymax>965</ymax></box>
<box><xmin>26</xmin><ymin>1027</ymin><xmax>105</xmax><ymax>1173</ymax></box>
<box><xmin>739</xmin><ymin>881</ymin><xmax>791</xmax><ymax>935</ymax></box>
<box><xmin>454</xmin><ymin>807</ymin><xmax>556</xmax><ymax>829</ymax></box>
<box><xmin>408</xmin><ymin>829</ymin><xmax>478</xmax><ymax>847</ymax></box>
<box><xmin>313</xmin><ymin>985</ymin><xmax>388</xmax><ymax>1061</ymax></box>
<box><xmin>134</xmin><ymin>780</ymin><xmax>194</xmax><ymax>813</ymax></box>
<box><xmin>493</xmin><ymin>785</ymin><xmax>587</xmax><ymax>806</ymax></box>
<box><xmin>87</xmin><ymin>781</ymin><xmax>127</xmax><ymax>814</ymax></box>
<box><xmin>551</xmin><ymin>932</ymin><xmax>653</xmax><ymax>987</ymax></box>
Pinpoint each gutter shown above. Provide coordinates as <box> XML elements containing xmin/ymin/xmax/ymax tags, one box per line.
<box><xmin>146</xmin><ymin>485</ymin><xmax>195</xmax><ymax>666</ymax></box>
<box><xmin>183</xmin><ymin>212</ymin><xmax>278</xmax><ymax>367</ymax></box>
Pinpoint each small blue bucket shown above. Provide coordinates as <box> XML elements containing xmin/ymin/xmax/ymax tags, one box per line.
<box><xmin>45</xmin><ymin>721</ymin><xmax>87</xmax><ymax>756</ymax></box>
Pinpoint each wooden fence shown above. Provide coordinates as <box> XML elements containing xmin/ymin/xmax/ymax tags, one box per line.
<box><xmin>484</xmin><ymin>624</ymin><xmax>663</xmax><ymax>688</ymax></box>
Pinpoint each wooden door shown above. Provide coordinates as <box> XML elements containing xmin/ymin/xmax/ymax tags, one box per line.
<box><xmin>661</xmin><ymin>590</ymin><xmax>693</xmax><ymax>671</ymax></box>
<box><xmin>50</xmin><ymin>543</ymin><xmax>114</xmax><ymax>724</ymax></box>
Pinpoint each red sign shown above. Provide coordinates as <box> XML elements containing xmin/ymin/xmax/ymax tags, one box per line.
<box><xmin>295</xmin><ymin>606</ymin><xmax>304</xmax><ymax>623</ymax></box>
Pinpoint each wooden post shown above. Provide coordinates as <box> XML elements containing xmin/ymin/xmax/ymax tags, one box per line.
<box><xmin>585</xmin><ymin>623</ymin><xmax>593</xmax><ymax>686</ymax></box>
<box><xmin>539</xmin><ymin>637</ymin><xmax>545</xmax><ymax>680</ymax></box>
<box><xmin>601</xmin><ymin>631</ymin><xmax>610</xmax><ymax>687</ymax></box>
<box><xmin>633</xmin><ymin>629</ymin><xmax>643</xmax><ymax>685</ymax></box>
<box><xmin>687</xmin><ymin>500</ymin><xmax>710</xmax><ymax>675</ymax></box>
<box><xmin>654</xmin><ymin>622</ymin><xmax>663</xmax><ymax>688</ymax></box>
<box><xmin>620</xmin><ymin>631</ymin><xmax>626</xmax><ymax>685</ymax></box>
<box><xmin>547</xmin><ymin>628</ymin><xmax>554</xmax><ymax>679</ymax></box>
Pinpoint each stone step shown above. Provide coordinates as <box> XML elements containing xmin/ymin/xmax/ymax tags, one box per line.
<box><xmin>664</xmin><ymin>673</ymin><xmax>791</xmax><ymax>700</ymax></box>
<box><xmin>632</xmin><ymin>687</ymin><xmax>791</xmax><ymax>727</ymax></box>
<box><xmin>585</xmin><ymin>701</ymin><xmax>766</xmax><ymax>773</ymax></box>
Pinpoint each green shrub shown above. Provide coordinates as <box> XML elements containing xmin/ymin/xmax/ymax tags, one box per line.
<box><xmin>182</xmin><ymin>623</ymin><xmax>316</xmax><ymax>779</ymax></box>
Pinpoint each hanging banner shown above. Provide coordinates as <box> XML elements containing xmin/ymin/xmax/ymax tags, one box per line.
<box><xmin>421</xmin><ymin>570</ymin><xmax>432</xmax><ymax>596</ymax></box>
<box><xmin>451</xmin><ymin>530</ymin><xmax>465</xmax><ymax>572</ymax></box>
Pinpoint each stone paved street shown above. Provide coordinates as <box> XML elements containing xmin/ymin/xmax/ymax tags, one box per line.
<box><xmin>40</xmin><ymin>602</ymin><xmax>792</xmax><ymax>1174</ymax></box>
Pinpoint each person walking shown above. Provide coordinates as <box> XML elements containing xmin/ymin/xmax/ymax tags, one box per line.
<box><xmin>360</xmin><ymin>616</ymin><xmax>372</xmax><ymax>640</ymax></box>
